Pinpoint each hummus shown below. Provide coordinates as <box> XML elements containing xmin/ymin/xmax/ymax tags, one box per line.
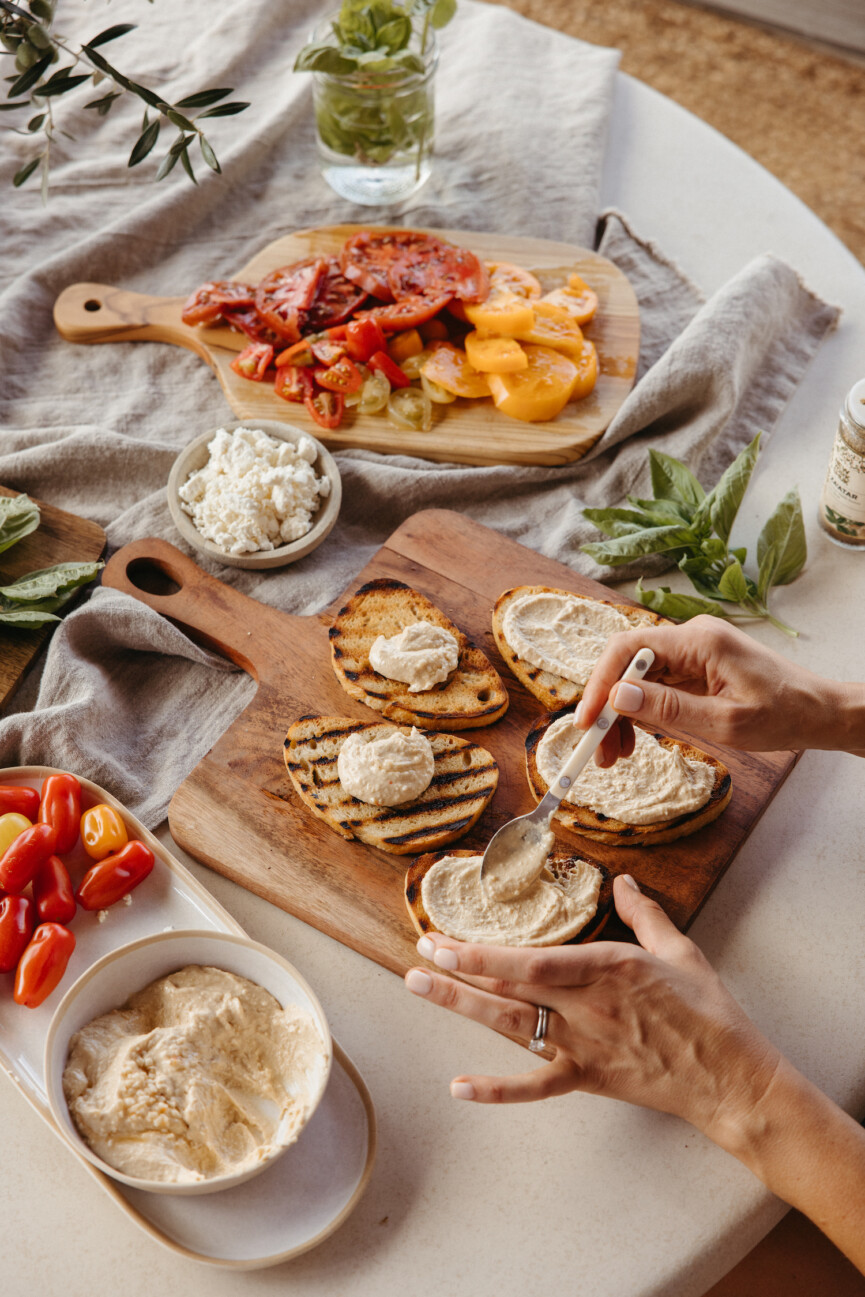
<box><xmin>338</xmin><ymin>726</ymin><xmax>434</xmax><ymax>806</ymax></box>
<box><xmin>537</xmin><ymin>717</ymin><xmax>714</xmax><ymax>825</ymax></box>
<box><xmin>482</xmin><ymin>820</ymin><xmax>556</xmax><ymax>902</ymax></box>
<box><xmin>422</xmin><ymin>853</ymin><xmax>602</xmax><ymax>946</ymax></box>
<box><xmin>62</xmin><ymin>965</ymin><xmax>328</xmax><ymax>1184</ymax></box>
<box><xmin>501</xmin><ymin>591</ymin><xmax>653</xmax><ymax>687</ymax></box>
<box><xmin>369</xmin><ymin>620</ymin><xmax>459</xmax><ymax>692</ymax></box>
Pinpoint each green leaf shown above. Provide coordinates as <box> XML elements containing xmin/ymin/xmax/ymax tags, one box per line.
<box><xmin>0</xmin><ymin>608</ymin><xmax>60</xmax><ymax>629</ymax></box>
<box><xmin>582</xmin><ymin>506</ymin><xmax>659</xmax><ymax>539</ymax></box>
<box><xmin>648</xmin><ymin>449</ymin><xmax>705</xmax><ymax>510</ymax></box>
<box><xmin>175</xmin><ymin>86</ymin><xmax>232</xmax><ymax>109</ymax></box>
<box><xmin>179</xmin><ymin>141</ymin><xmax>197</xmax><ymax>183</ymax></box>
<box><xmin>7</xmin><ymin>47</ymin><xmax>50</xmax><ymax>94</ymax></box>
<box><xmin>86</xmin><ymin>23</ymin><xmax>135</xmax><ymax>49</ymax></box>
<box><xmin>294</xmin><ymin>43</ymin><xmax>359</xmax><ymax>74</ymax></box>
<box><xmin>26</xmin><ymin>110</ymin><xmax>43</xmax><ymax>128</ymax></box>
<box><xmin>155</xmin><ymin>147</ymin><xmax>179</xmax><ymax>180</ymax></box>
<box><xmin>83</xmin><ymin>90</ymin><xmax>121</xmax><ymax>116</ymax></box>
<box><xmin>430</xmin><ymin>0</ymin><xmax>457</xmax><ymax>26</ymax></box>
<box><xmin>0</xmin><ymin>493</ymin><xmax>39</xmax><ymax>550</ymax></box>
<box><xmin>700</xmin><ymin>537</ymin><xmax>727</xmax><ymax>562</ymax></box>
<box><xmin>625</xmin><ymin>495</ymin><xmax>693</xmax><ymax>525</ymax></box>
<box><xmin>0</xmin><ymin>559</ymin><xmax>102</xmax><ymax>609</ymax></box>
<box><xmin>165</xmin><ymin>107</ymin><xmax>195</xmax><ymax>131</ymax></box>
<box><xmin>634</xmin><ymin>579</ymin><xmax>727</xmax><ymax>621</ymax></box>
<box><xmin>199</xmin><ymin>133</ymin><xmax>219</xmax><ymax>172</ymax></box>
<box><xmin>37</xmin><ymin>72</ymin><xmax>89</xmax><ymax>95</ymax></box>
<box><xmin>196</xmin><ymin>100</ymin><xmax>249</xmax><ymax>118</ymax></box>
<box><xmin>731</xmin><ymin>546</ymin><xmax>747</xmax><ymax>565</ymax></box>
<box><xmin>80</xmin><ymin>43</ymin><xmax>130</xmax><ymax>89</ymax></box>
<box><xmin>717</xmin><ymin>558</ymin><xmax>749</xmax><ymax>604</ymax></box>
<box><xmin>581</xmin><ymin>523</ymin><xmax>697</xmax><ymax>566</ymax></box>
<box><xmin>757</xmin><ymin>487</ymin><xmax>806</xmax><ymax>593</ymax></box>
<box><xmin>376</xmin><ymin>15</ymin><xmax>411</xmax><ymax>51</ymax></box>
<box><xmin>127</xmin><ymin>117</ymin><xmax>160</xmax><ymax>167</ymax></box>
<box><xmin>12</xmin><ymin>154</ymin><xmax>39</xmax><ymax>185</ymax></box>
<box><xmin>127</xmin><ymin>78</ymin><xmax>163</xmax><ymax>109</ymax></box>
<box><xmin>706</xmin><ymin>431</ymin><xmax>762</xmax><ymax>545</ymax></box>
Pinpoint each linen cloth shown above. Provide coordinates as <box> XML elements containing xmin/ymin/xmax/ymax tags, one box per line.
<box><xmin>0</xmin><ymin>0</ymin><xmax>838</xmax><ymax>825</ymax></box>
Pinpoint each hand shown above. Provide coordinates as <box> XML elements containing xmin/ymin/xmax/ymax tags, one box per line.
<box><xmin>576</xmin><ymin>615</ymin><xmax>864</xmax><ymax>765</ymax></box>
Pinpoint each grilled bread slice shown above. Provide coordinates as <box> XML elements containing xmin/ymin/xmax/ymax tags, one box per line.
<box><xmin>405</xmin><ymin>848</ymin><xmax>613</xmax><ymax>945</ymax></box>
<box><xmin>492</xmin><ymin>585</ymin><xmax>664</xmax><ymax>710</ymax></box>
<box><xmin>284</xmin><ymin>715</ymin><xmax>499</xmax><ymax>854</ymax></box>
<box><xmin>329</xmin><ymin>578</ymin><xmax>508</xmax><ymax>730</ymax></box>
<box><xmin>525</xmin><ymin>710</ymin><xmax>732</xmax><ymax>845</ymax></box>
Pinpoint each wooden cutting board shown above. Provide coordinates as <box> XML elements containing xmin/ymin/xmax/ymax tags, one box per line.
<box><xmin>0</xmin><ymin>485</ymin><xmax>106</xmax><ymax>709</ymax></box>
<box><xmin>100</xmin><ymin>511</ymin><xmax>799</xmax><ymax>976</ymax></box>
<box><xmin>52</xmin><ymin>225</ymin><xmax>640</xmax><ymax>469</ymax></box>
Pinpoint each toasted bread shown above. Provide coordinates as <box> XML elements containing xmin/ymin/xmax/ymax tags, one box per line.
<box><xmin>329</xmin><ymin>578</ymin><xmax>508</xmax><ymax>730</ymax></box>
<box><xmin>525</xmin><ymin>710</ymin><xmax>732</xmax><ymax>845</ymax></box>
<box><xmin>284</xmin><ymin>715</ymin><xmax>499</xmax><ymax>854</ymax></box>
<box><xmin>405</xmin><ymin>847</ymin><xmax>613</xmax><ymax>945</ymax></box>
<box><xmin>491</xmin><ymin>585</ymin><xmax>664</xmax><ymax>710</ymax></box>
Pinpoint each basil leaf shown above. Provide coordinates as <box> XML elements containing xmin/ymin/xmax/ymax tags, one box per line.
<box><xmin>582</xmin><ymin>506</ymin><xmax>660</xmax><ymax>538</ymax></box>
<box><xmin>707</xmin><ymin>431</ymin><xmax>762</xmax><ymax>546</ymax></box>
<box><xmin>717</xmin><ymin>558</ymin><xmax>749</xmax><ymax>604</ymax></box>
<box><xmin>634</xmin><ymin>580</ymin><xmax>727</xmax><ymax>621</ymax></box>
<box><xmin>431</xmin><ymin>0</ymin><xmax>458</xmax><ymax>27</ymax></box>
<box><xmin>700</xmin><ymin>537</ymin><xmax>727</xmax><ymax>562</ymax></box>
<box><xmin>625</xmin><ymin>496</ymin><xmax>693</xmax><ymax>524</ymax></box>
<box><xmin>0</xmin><ymin>609</ymin><xmax>61</xmax><ymax>629</ymax></box>
<box><xmin>648</xmin><ymin>449</ymin><xmax>705</xmax><ymax>510</ymax></box>
<box><xmin>0</xmin><ymin>559</ymin><xmax>102</xmax><ymax>608</ymax></box>
<box><xmin>757</xmin><ymin>488</ymin><xmax>806</xmax><ymax>589</ymax></box>
<box><xmin>731</xmin><ymin>546</ymin><xmax>747</xmax><ymax>565</ymax></box>
<box><xmin>0</xmin><ymin>493</ymin><xmax>40</xmax><ymax>553</ymax></box>
<box><xmin>294</xmin><ymin>44</ymin><xmax>359</xmax><ymax>75</ymax></box>
<box><xmin>376</xmin><ymin>15</ymin><xmax>411</xmax><ymax>52</ymax></box>
<box><xmin>582</xmin><ymin>524</ymin><xmax>697</xmax><ymax>566</ymax></box>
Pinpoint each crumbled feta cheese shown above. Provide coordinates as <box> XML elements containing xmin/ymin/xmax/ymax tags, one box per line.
<box><xmin>178</xmin><ymin>426</ymin><xmax>330</xmax><ymax>556</ymax></box>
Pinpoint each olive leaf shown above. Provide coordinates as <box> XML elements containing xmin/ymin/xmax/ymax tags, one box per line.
<box><xmin>0</xmin><ymin>493</ymin><xmax>40</xmax><ymax>552</ymax></box>
<box><xmin>87</xmin><ymin>23</ymin><xmax>137</xmax><ymax>49</ymax></box>
<box><xmin>128</xmin><ymin>117</ymin><xmax>160</xmax><ymax>167</ymax></box>
<box><xmin>199</xmin><ymin>133</ymin><xmax>220</xmax><ymax>173</ymax></box>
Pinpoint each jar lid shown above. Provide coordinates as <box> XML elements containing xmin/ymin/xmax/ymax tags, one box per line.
<box><xmin>847</xmin><ymin>379</ymin><xmax>865</xmax><ymax>430</ymax></box>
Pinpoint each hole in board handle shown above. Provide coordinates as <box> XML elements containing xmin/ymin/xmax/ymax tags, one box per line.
<box><xmin>84</xmin><ymin>300</ymin><xmax>102</xmax><ymax>312</ymax></box>
<box><xmin>126</xmin><ymin>559</ymin><xmax>181</xmax><ymax>598</ymax></box>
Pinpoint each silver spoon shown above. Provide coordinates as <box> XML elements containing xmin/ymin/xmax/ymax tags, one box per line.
<box><xmin>480</xmin><ymin>648</ymin><xmax>656</xmax><ymax>900</ymax></box>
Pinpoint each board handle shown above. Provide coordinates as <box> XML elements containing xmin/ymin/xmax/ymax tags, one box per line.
<box><xmin>101</xmin><ymin>538</ymin><xmax>299</xmax><ymax>683</ymax></box>
<box><xmin>52</xmin><ymin>282</ymin><xmax>235</xmax><ymax>359</ymax></box>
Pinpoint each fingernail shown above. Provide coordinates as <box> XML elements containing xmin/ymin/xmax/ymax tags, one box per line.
<box><xmin>434</xmin><ymin>948</ymin><xmax>459</xmax><ymax>971</ymax></box>
<box><xmin>574</xmin><ymin>700</ymin><xmax>586</xmax><ymax>726</ymax></box>
<box><xmin>614</xmin><ymin>682</ymin><xmax>644</xmax><ymax>714</ymax></box>
<box><xmin>621</xmin><ymin>873</ymin><xmax>641</xmax><ymax>892</ymax></box>
<box><xmin>417</xmin><ymin>935</ymin><xmax>435</xmax><ymax>960</ymax></box>
<box><xmin>451</xmin><ymin>1081</ymin><xmax>475</xmax><ymax>1101</ymax></box>
<box><xmin>405</xmin><ymin>969</ymin><xmax>433</xmax><ymax>995</ymax></box>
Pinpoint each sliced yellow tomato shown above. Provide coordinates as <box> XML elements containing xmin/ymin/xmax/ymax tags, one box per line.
<box><xmin>570</xmin><ymin>339</ymin><xmax>598</xmax><ymax>400</ymax></box>
<box><xmin>420</xmin><ymin>343</ymin><xmax>491</xmax><ymax>398</ymax></box>
<box><xmin>464</xmin><ymin>290</ymin><xmax>535</xmax><ymax>337</ymax></box>
<box><xmin>388</xmin><ymin>328</ymin><xmax>424</xmax><ymax>365</ymax></box>
<box><xmin>513</xmin><ymin>301</ymin><xmax>584</xmax><ymax>357</ymax></box>
<box><xmin>544</xmin><ymin>273</ymin><xmax>599</xmax><ymax>324</ymax></box>
<box><xmin>487</xmin><ymin>345</ymin><xmax>578</xmax><ymax>422</ymax></box>
<box><xmin>464</xmin><ymin>331</ymin><xmax>528</xmax><ymax>374</ymax></box>
<box><xmin>485</xmin><ymin>261</ymin><xmax>542</xmax><ymax>299</ymax></box>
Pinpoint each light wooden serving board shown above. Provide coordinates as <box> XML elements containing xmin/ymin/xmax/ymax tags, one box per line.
<box><xmin>0</xmin><ymin>485</ymin><xmax>106</xmax><ymax>709</ymax></box>
<box><xmin>53</xmin><ymin>225</ymin><xmax>640</xmax><ymax>468</ymax></box>
<box><xmin>100</xmin><ymin>511</ymin><xmax>799</xmax><ymax>975</ymax></box>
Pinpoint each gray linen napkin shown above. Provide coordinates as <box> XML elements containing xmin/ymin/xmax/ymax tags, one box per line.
<box><xmin>0</xmin><ymin>1</ymin><xmax>839</xmax><ymax>826</ymax></box>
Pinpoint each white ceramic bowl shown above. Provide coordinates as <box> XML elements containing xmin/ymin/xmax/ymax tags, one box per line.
<box><xmin>44</xmin><ymin>930</ymin><xmax>333</xmax><ymax>1196</ymax></box>
<box><xmin>166</xmin><ymin>418</ymin><xmax>342</xmax><ymax>570</ymax></box>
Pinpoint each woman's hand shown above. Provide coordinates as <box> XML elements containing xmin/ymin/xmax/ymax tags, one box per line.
<box><xmin>576</xmin><ymin>615</ymin><xmax>865</xmax><ymax>765</ymax></box>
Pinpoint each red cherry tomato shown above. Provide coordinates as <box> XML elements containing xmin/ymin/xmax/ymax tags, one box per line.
<box><xmin>32</xmin><ymin>854</ymin><xmax>76</xmax><ymax>925</ymax></box>
<box><xmin>0</xmin><ymin>822</ymin><xmax>56</xmax><ymax>893</ymax></box>
<box><xmin>229</xmin><ymin>341</ymin><xmax>274</xmax><ymax>381</ymax></box>
<box><xmin>313</xmin><ymin>356</ymin><xmax>364</xmax><ymax>395</ymax></box>
<box><xmin>76</xmin><ymin>840</ymin><xmax>155</xmax><ymax>911</ymax></box>
<box><xmin>368</xmin><ymin>350</ymin><xmax>411</xmax><ymax>389</ymax></box>
<box><xmin>304</xmin><ymin>387</ymin><xmax>345</xmax><ymax>430</ymax></box>
<box><xmin>38</xmin><ymin>773</ymin><xmax>81</xmax><ymax>854</ymax></box>
<box><xmin>345</xmin><ymin>316</ymin><xmax>388</xmax><ymax>364</ymax></box>
<box><xmin>13</xmin><ymin>923</ymin><xmax>75</xmax><ymax>1008</ymax></box>
<box><xmin>0</xmin><ymin>895</ymin><xmax>35</xmax><ymax>974</ymax></box>
<box><xmin>274</xmin><ymin>364</ymin><xmax>314</xmax><ymax>403</ymax></box>
<box><xmin>309</xmin><ymin>337</ymin><xmax>347</xmax><ymax>367</ymax></box>
<box><xmin>0</xmin><ymin>785</ymin><xmax>40</xmax><ymax>820</ymax></box>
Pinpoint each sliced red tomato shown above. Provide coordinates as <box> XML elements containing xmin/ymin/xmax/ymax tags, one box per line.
<box><xmin>368</xmin><ymin>350</ymin><xmax>411</xmax><ymax>389</ymax></box>
<box><xmin>314</xmin><ymin>356</ymin><xmax>363</xmax><ymax>394</ymax></box>
<box><xmin>388</xmin><ymin>243</ymin><xmax>489</xmax><ymax>303</ymax></box>
<box><xmin>0</xmin><ymin>895</ymin><xmax>34</xmax><ymax>974</ymax></box>
<box><xmin>310</xmin><ymin>337</ymin><xmax>347</xmax><ymax>366</ymax></box>
<box><xmin>359</xmin><ymin>294</ymin><xmax>452</xmax><ymax>334</ymax></box>
<box><xmin>304</xmin><ymin>387</ymin><xmax>345</xmax><ymax>429</ymax></box>
<box><xmin>221</xmin><ymin>305</ymin><xmax>282</xmax><ymax>347</ymax></box>
<box><xmin>230</xmin><ymin>341</ymin><xmax>274</xmax><ymax>381</ymax></box>
<box><xmin>340</xmin><ymin>231</ymin><xmax>443</xmax><ymax>301</ymax></box>
<box><xmin>302</xmin><ymin>257</ymin><xmax>368</xmax><ymax>330</ymax></box>
<box><xmin>274</xmin><ymin>364</ymin><xmax>314</xmax><ymax>403</ymax></box>
<box><xmin>13</xmin><ymin>922</ymin><xmax>75</xmax><ymax>1008</ymax></box>
<box><xmin>181</xmin><ymin>280</ymin><xmax>256</xmax><ymax>326</ymax></box>
<box><xmin>255</xmin><ymin>257</ymin><xmax>328</xmax><ymax>343</ymax></box>
<box><xmin>345</xmin><ymin>315</ymin><xmax>388</xmax><ymax>363</ymax></box>
<box><xmin>0</xmin><ymin>785</ymin><xmax>40</xmax><ymax>820</ymax></box>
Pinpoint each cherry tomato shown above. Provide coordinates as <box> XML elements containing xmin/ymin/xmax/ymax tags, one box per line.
<box><xmin>360</xmin><ymin>294</ymin><xmax>452</xmax><ymax>334</ymax></box>
<box><xmin>76</xmin><ymin>840</ymin><xmax>155</xmax><ymax>911</ymax></box>
<box><xmin>32</xmin><ymin>854</ymin><xmax>76</xmax><ymax>925</ymax></box>
<box><xmin>304</xmin><ymin>387</ymin><xmax>345</xmax><ymax>430</ymax></box>
<box><xmin>0</xmin><ymin>812</ymin><xmax>31</xmax><ymax>856</ymax></box>
<box><xmin>344</xmin><ymin>315</ymin><xmax>388</xmax><ymax>364</ymax></box>
<box><xmin>309</xmin><ymin>337</ymin><xmax>347</xmax><ymax>367</ymax></box>
<box><xmin>0</xmin><ymin>822</ymin><xmax>56</xmax><ymax>893</ymax></box>
<box><xmin>314</xmin><ymin>356</ymin><xmax>363</xmax><ymax>395</ymax></box>
<box><xmin>13</xmin><ymin>923</ymin><xmax>75</xmax><ymax>1008</ymax></box>
<box><xmin>38</xmin><ymin>773</ymin><xmax>81</xmax><ymax>854</ymax></box>
<box><xmin>0</xmin><ymin>895</ymin><xmax>35</xmax><ymax>974</ymax></box>
<box><xmin>229</xmin><ymin>341</ymin><xmax>274</xmax><ymax>381</ymax></box>
<box><xmin>181</xmin><ymin>280</ymin><xmax>255</xmax><ymax>326</ymax></box>
<box><xmin>368</xmin><ymin>350</ymin><xmax>411</xmax><ymax>389</ymax></box>
<box><xmin>274</xmin><ymin>364</ymin><xmax>314</xmax><ymax>403</ymax></box>
<box><xmin>80</xmin><ymin>803</ymin><xmax>129</xmax><ymax>861</ymax></box>
<box><xmin>274</xmin><ymin>338</ymin><xmax>315</xmax><ymax>367</ymax></box>
<box><xmin>0</xmin><ymin>785</ymin><xmax>40</xmax><ymax>821</ymax></box>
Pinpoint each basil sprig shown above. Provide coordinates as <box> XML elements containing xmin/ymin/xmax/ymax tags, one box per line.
<box><xmin>0</xmin><ymin>494</ymin><xmax>103</xmax><ymax>629</ymax></box>
<box><xmin>582</xmin><ymin>433</ymin><xmax>807</xmax><ymax>636</ymax></box>
<box><xmin>294</xmin><ymin>0</ymin><xmax>457</xmax><ymax>77</ymax></box>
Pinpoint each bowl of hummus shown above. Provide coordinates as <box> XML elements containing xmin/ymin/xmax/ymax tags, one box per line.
<box><xmin>43</xmin><ymin>930</ymin><xmax>333</xmax><ymax>1195</ymax></box>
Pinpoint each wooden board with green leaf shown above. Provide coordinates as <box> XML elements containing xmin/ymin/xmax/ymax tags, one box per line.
<box><xmin>0</xmin><ymin>486</ymin><xmax>106</xmax><ymax>709</ymax></box>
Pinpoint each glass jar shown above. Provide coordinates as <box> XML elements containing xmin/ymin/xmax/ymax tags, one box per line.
<box><xmin>310</xmin><ymin>19</ymin><xmax>438</xmax><ymax>207</ymax></box>
<box><xmin>818</xmin><ymin>378</ymin><xmax>865</xmax><ymax>548</ymax></box>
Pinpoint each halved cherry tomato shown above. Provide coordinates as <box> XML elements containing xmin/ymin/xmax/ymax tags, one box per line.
<box><xmin>314</xmin><ymin>356</ymin><xmax>363</xmax><ymax>395</ymax></box>
<box><xmin>13</xmin><ymin>922</ymin><xmax>75</xmax><ymax>1008</ymax></box>
<box><xmin>0</xmin><ymin>822</ymin><xmax>56</xmax><ymax>893</ymax></box>
<box><xmin>76</xmin><ymin>840</ymin><xmax>155</xmax><ymax>910</ymax></box>
<box><xmin>327</xmin><ymin>324</ymin><xmax>349</xmax><ymax>341</ymax></box>
<box><xmin>361</xmin><ymin>294</ymin><xmax>452</xmax><ymax>334</ymax></box>
<box><xmin>464</xmin><ymin>289</ymin><xmax>534</xmax><ymax>337</ymax></box>
<box><xmin>310</xmin><ymin>337</ymin><xmax>347</xmax><ymax>366</ymax></box>
<box><xmin>0</xmin><ymin>896</ymin><xmax>34</xmax><ymax>974</ymax></box>
<box><xmin>32</xmin><ymin>855</ymin><xmax>76</xmax><ymax>925</ymax></box>
<box><xmin>181</xmin><ymin>281</ymin><xmax>255</xmax><ymax>326</ymax></box>
<box><xmin>345</xmin><ymin>316</ymin><xmax>388</xmax><ymax>364</ymax></box>
<box><xmin>304</xmin><ymin>387</ymin><xmax>345</xmax><ymax>430</ymax></box>
<box><xmin>0</xmin><ymin>812</ymin><xmax>31</xmax><ymax>856</ymax></box>
<box><xmin>230</xmin><ymin>341</ymin><xmax>274</xmax><ymax>381</ymax></box>
<box><xmin>274</xmin><ymin>364</ymin><xmax>314</xmax><ymax>403</ymax></box>
<box><xmin>255</xmin><ymin>258</ymin><xmax>327</xmax><ymax>343</ymax></box>
<box><xmin>39</xmin><ymin>773</ymin><xmax>81</xmax><ymax>854</ymax></box>
<box><xmin>0</xmin><ymin>785</ymin><xmax>40</xmax><ymax>821</ymax></box>
<box><xmin>80</xmin><ymin>803</ymin><xmax>128</xmax><ymax>861</ymax></box>
<box><xmin>274</xmin><ymin>338</ymin><xmax>315</xmax><ymax>367</ymax></box>
<box><xmin>368</xmin><ymin>350</ymin><xmax>411</xmax><ymax>389</ymax></box>
<box><xmin>388</xmin><ymin>328</ymin><xmax>424</xmax><ymax>365</ymax></box>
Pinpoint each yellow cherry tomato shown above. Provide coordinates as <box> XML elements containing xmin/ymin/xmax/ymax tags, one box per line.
<box><xmin>513</xmin><ymin>301</ymin><xmax>584</xmax><ymax>357</ymax></box>
<box><xmin>80</xmin><ymin>803</ymin><xmax>129</xmax><ymax>861</ymax></box>
<box><xmin>571</xmin><ymin>339</ymin><xmax>599</xmax><ymax>400</ymax></box>
<box><xmin>464</xmin><ymin>290</ymin><xmax>535</xmax><ymax>338</ymax></box>
<box><xmin>0</xmin><ymin>813</ymin><xmax>32</xmax><ymax>856</ymax></box>
<box><xmin>464</xmin><ymin>331</ymin><xmax>528</xmax><ymax>374</ymax></box>
<box><xmin>485</xmin><ymin>261</ymin><xmax>542</xmax><ymax>299</ymax></box>
<box><xmin>419</xmin><ymin>343</ymin><xmax>491</xmax><ymax>399</ymax></box>
<box><xmin>388</xmin><ymin>328</ymin><xmax>424</xmax><ymax>365</ymax></box>
<box><xmin>487</xmin><ymin>345</ymin><xmax>579</xmax><ymax>422</ymax></box>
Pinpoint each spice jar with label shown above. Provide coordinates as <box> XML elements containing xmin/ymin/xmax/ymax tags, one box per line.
<box><xmin>818</xmin><ymin>379</ymin><xmax>865</xmax><ymax>548</ymax></box>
